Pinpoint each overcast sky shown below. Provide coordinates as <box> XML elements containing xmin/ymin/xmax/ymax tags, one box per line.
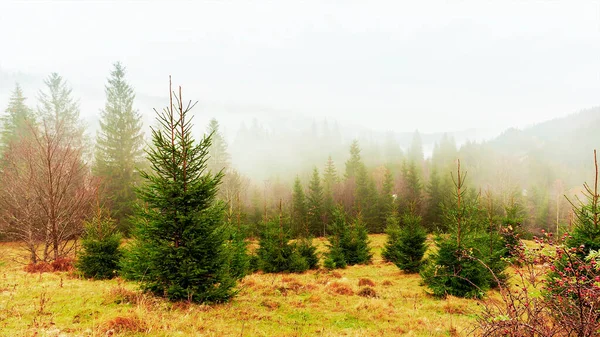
<box><xmin>0</xmin><ymin>1</ymin><xmax>598</xmax><ymax>134</ymax></box>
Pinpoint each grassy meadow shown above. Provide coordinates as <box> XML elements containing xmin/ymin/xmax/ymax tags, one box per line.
<box><xmin>0</xmin><ymin>235</ymin><xmax>485</xmax><ymax>336</ymax></box>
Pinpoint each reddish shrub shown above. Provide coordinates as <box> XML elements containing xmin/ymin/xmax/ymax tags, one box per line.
<box><xmin>24</xmin><ymin>262</ymin><xmax>53</xmax><ymax>273</ymax></box>
<box><xmin>24</xmin><ymin>258</ymin><xmax>75</xmax><ymax>273</ymax></box>
<box><xmin>357</xmin><ymin>286</ymin><xmax>377</xmax><ymax>298</ymax></box>
<box><xmin>328</xmin><ymin>282</ymin><xmax>354</xmax><ymax>296</ymax></box>
<box><xmin>102</xmin><ymin>316</ymin><xmax>146</xmax><ymax>333</ymax></box>
<box><xmin>358</xmin><ymin>278</ymin><xmax>375</xmax><ymax>287</ymax></box>
<box><xmin>51</xmin><ymin>258</ymin><xmax>74</xmax><ymax>272</ymax></box>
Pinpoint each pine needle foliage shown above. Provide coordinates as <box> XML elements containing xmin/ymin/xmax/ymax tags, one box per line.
<box><xmin>122</xmin><ymin>79</ymin><xmax>236</xmax><ymax>304</ymax></box>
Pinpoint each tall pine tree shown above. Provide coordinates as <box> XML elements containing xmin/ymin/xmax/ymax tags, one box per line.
<box><xmin>323</xmin><ymin>156</ymin><xmax>338</xmax><ymax>230</ymax></box>
<box><xmin>376</xmin><ymin>167</ymin><xmax>395</xmax><ymax>233</ymax></box>
<box><xmin>307</xmin><ymin>167</ymin><xmax>324</xmax><ymax>236</ymax></box>
<box><xmin>94</xmin><ymin>63</ymin><xmax>144</xmax><ymax>233</ymax></box>
<box><xmin>38</xmin><ymin>73</ymin><xmax>84</xmax><ymax>143</ymax></box>
<box><xmin>1</xmin><ymin>83</ymin><xmax>35</xmax><ymax>156</ymax></box>
<box><xmin>292</xmin><ymin>176</ymin><xmax>307</xmax><ymax>237</ymax></box>
<box><xmin>355</xmin><ymin>164</ymin><xmax>379</xmax><ymax>232</ymax></box>
<box><xmin>399</xmin><ymin>160</ymin><xmax>423</xmax><ymax>216</ymax></box>
<box><xmin>345</xmin><ymin>140</ymin><xmax>362</xmax><ymax>180</ymax></box>
<box><xmin>206</xmin><ymin>118</ymin><xmax>230</xmax><ymax>174</ymax></box>
<box><xmin>122</xmin><ymin>79</ymin><xmax>236</xmax><ymax>303</ymax></box>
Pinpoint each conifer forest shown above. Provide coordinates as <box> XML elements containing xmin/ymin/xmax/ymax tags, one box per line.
<box><xmin>0</xmin><ymin>2</ymin><xmax>599</xmax><ymax>336</ymax></box>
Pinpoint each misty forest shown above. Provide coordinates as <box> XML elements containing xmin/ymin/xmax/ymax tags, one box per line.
<box><xmin>1</xmin><ymin>2</ymin><xmax>600</xmax><ymax>337</ymax></box>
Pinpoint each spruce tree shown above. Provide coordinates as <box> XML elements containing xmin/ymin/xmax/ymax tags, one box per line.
<box><xmin>382</xmin><ymin>212</ymin><xmax>401</xmax><ymax>263</ymax></box>
<box><xmin>376</xmin><ymin>167</ymin><xmax>395</xmax><ymax>233</ymax></box>
<box><xmin>1</xmin><ymin>83</ymin><xmax>35</xmax><ymax>156</ymax></box>
<box><xmin>324</xmin><ymin>207</ymin><xmax>351</xmax><ymax>269</ymax></box>
<box><xmin>122</xmin><ymin>79</ymin><xmax>236</xmax><ymax>303</ymax></box>
<box><xmin>323</xmin><ymin>156</ymin><xmax>338</xmax><ymax>231</ymax></box>
<box><xmin>307</xmin><ymin>167</ymin><xmax>324</xmax><ymax>236</ymax></box>
<box><xmin>421</xmin><ymin>160</ymin><xmax>505</xmax><ymax>298</ymax></box>
<box><xmin>325</xmin><ymin>207</ymin><xmax>372</xmax><ymax>269</ymax></box>
<box><xmin>407</xmin><ymin>130</ymin><xmax>424</xmax><ymax>164</ymax></box>
<box><xmin>345</xmin><ymin>140</ymin><xmax>362</xmax><ymax>180</ymax></box>
<box><xmin>76</xmin><ymin>208</ymin><xmax>122</xmax><ymax>279</ymax></box>
<box><xmin>355</xmin><ymin>164</ymin><xmax>379</xmax><ymax>232</ymax></box>
<box><xmin>424</xmin><ymin>166</ymin><xmax>444</xmax><ymax>232</ymax></box>
<box><xmin>566</xmin><ymin>150</ymin><xmax>600</xmax><ymax>256</ymax></box>
<box><xmin>256</xmin><ymin>219</ymin><xmax>309</xmax><ymax>273</ymax></box>
<box><xmin>393</xmin><ymin>214</ymin><xmax>427</xmax><ymax>273</ymax></box>
<box><xmin>399</xmin><ymin>160</ymin><xmax>423</xmax><ymax>216</ymax></box>
<box><xmin>94</xmin><ymin>63</ymin><xmax>144</xmax><ymax>233</ymax></box>
<box><xmin>206</xmin><ymin>118</ymin><xmax>230</xmax><ymax>173</ymax></box>
<box><xmin>37</xmin><ymin>73</ymin><xmax>84</xmax><ymax>143</ymax></box>
<box><xmin>291</xmin><ymin>176</ymin><xmax>307</xmax><ymax>237</ymax></box>
<box><xmin>256</xmin><ymin>202</ymin><xmax>315</xmax><ymax>273</ymax></box>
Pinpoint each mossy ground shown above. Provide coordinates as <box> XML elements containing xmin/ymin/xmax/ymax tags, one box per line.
<box><xmin>0</xmin><ymin>235</ymin><xmax>484</xmax><ymax>336</ymax></box>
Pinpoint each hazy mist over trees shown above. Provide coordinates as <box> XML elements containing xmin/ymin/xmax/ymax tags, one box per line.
<box><xmin>0</xmin><ymin>1</ymin><xmax>599</xmax><ymax>241</ymax></box>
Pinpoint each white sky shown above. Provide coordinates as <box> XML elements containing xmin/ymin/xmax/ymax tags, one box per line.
<box><xmin>0</xmin><ymin>1</ymin><xmax>599</xmax><ymax>133</ymax></box>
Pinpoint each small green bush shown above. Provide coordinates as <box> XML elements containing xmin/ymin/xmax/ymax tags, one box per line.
<box><xmin>394</xmin><ymin>214</ymin><xmax>427</xmax><ymax>273</ymax></box>
<box><xmin>77</xmin><ymin>211</ymin><xmax>122</xmax><ymax>280</ymax></box>
<box><xmin>226</xmin><ymin>229</ymin><xmax>251</xmax><ymax>279</ymax></box>
<box><xmin>381</xmin><ymin>214</ymin><xmax>402</xmax><ymax>263</ymax></box>
<box><xmin>325</xmin><ymin>207</ymin><xmax>372</xmax><ymax>269</ymax></box>
<box><xmin>294</xmin><ymin>238</ymin><xmax>319</xmax><ymax>270</ymax></box>
<box><xmin>256</xmin><ymin>219</ymin><xmax>316</xmax><ymax>273</ymax></box>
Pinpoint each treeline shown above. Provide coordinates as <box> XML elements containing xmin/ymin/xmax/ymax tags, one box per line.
<box><xmin>0</xmin><ymin>61</ymin><xmax>589</xmax><ymax>254</ymax></box>
<box><xmin>214</xmin><ymin>126</ymin><xmax>574</xmax><ymax>240</ymax></box>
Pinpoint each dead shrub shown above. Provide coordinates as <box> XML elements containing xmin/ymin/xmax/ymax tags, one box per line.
<box><xmin>382</xmin><ymin>280</ymin><xmax>393</xmax><ymax>286</ymax></box>
<box><xmin>331</xmin><ymin>271</ymin><xmax>342</xmax><ymax>278</ymax></box>
<box><xmin>328</xmin><ymin>282</ymin><xmax>354</xmax><ymax>296</ymax></box>
<box><xmin>24</xmin><ymin>258</ymin><xmax>75</xmax><ymax>273</ymax></box>
<box><xmin>358</xmin><ymin>278</ymin><xmax>375</xmax><ymax>287</ymax></box>
<box><xmin>102</xmin><ymin>316</ymin><xmax>146</xmax><ymax>334</ymax></box>
<box><xmin>51</xmin><ymin>257</ymin><xmax>74</xmax><ymax>272</ymax></box>
<box><xmin>105</xmin><ymin>286</ymin><xmax>139</xmax><ymax>305</ymax></box>
<box><xmin>24</xmin><ymin>262</ymin><xmax>53</xmax><ymax>273</ymax></box>
<box><xmin>357</xmin><ymin>286</ymin><xmax>377</xmax><ymax>298</ymax></box>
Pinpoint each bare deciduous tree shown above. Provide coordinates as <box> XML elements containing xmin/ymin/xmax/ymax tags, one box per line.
<box><xmin>0</xmin><ymin>118</ymin><xmax>97</xmax><ymax>264</ymax></box>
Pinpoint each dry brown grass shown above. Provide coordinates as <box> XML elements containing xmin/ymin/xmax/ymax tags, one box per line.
<box><xmin>101</xmin><ymin>315</ymin><xmax>147</xmax><ymax>334</ymax></box>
